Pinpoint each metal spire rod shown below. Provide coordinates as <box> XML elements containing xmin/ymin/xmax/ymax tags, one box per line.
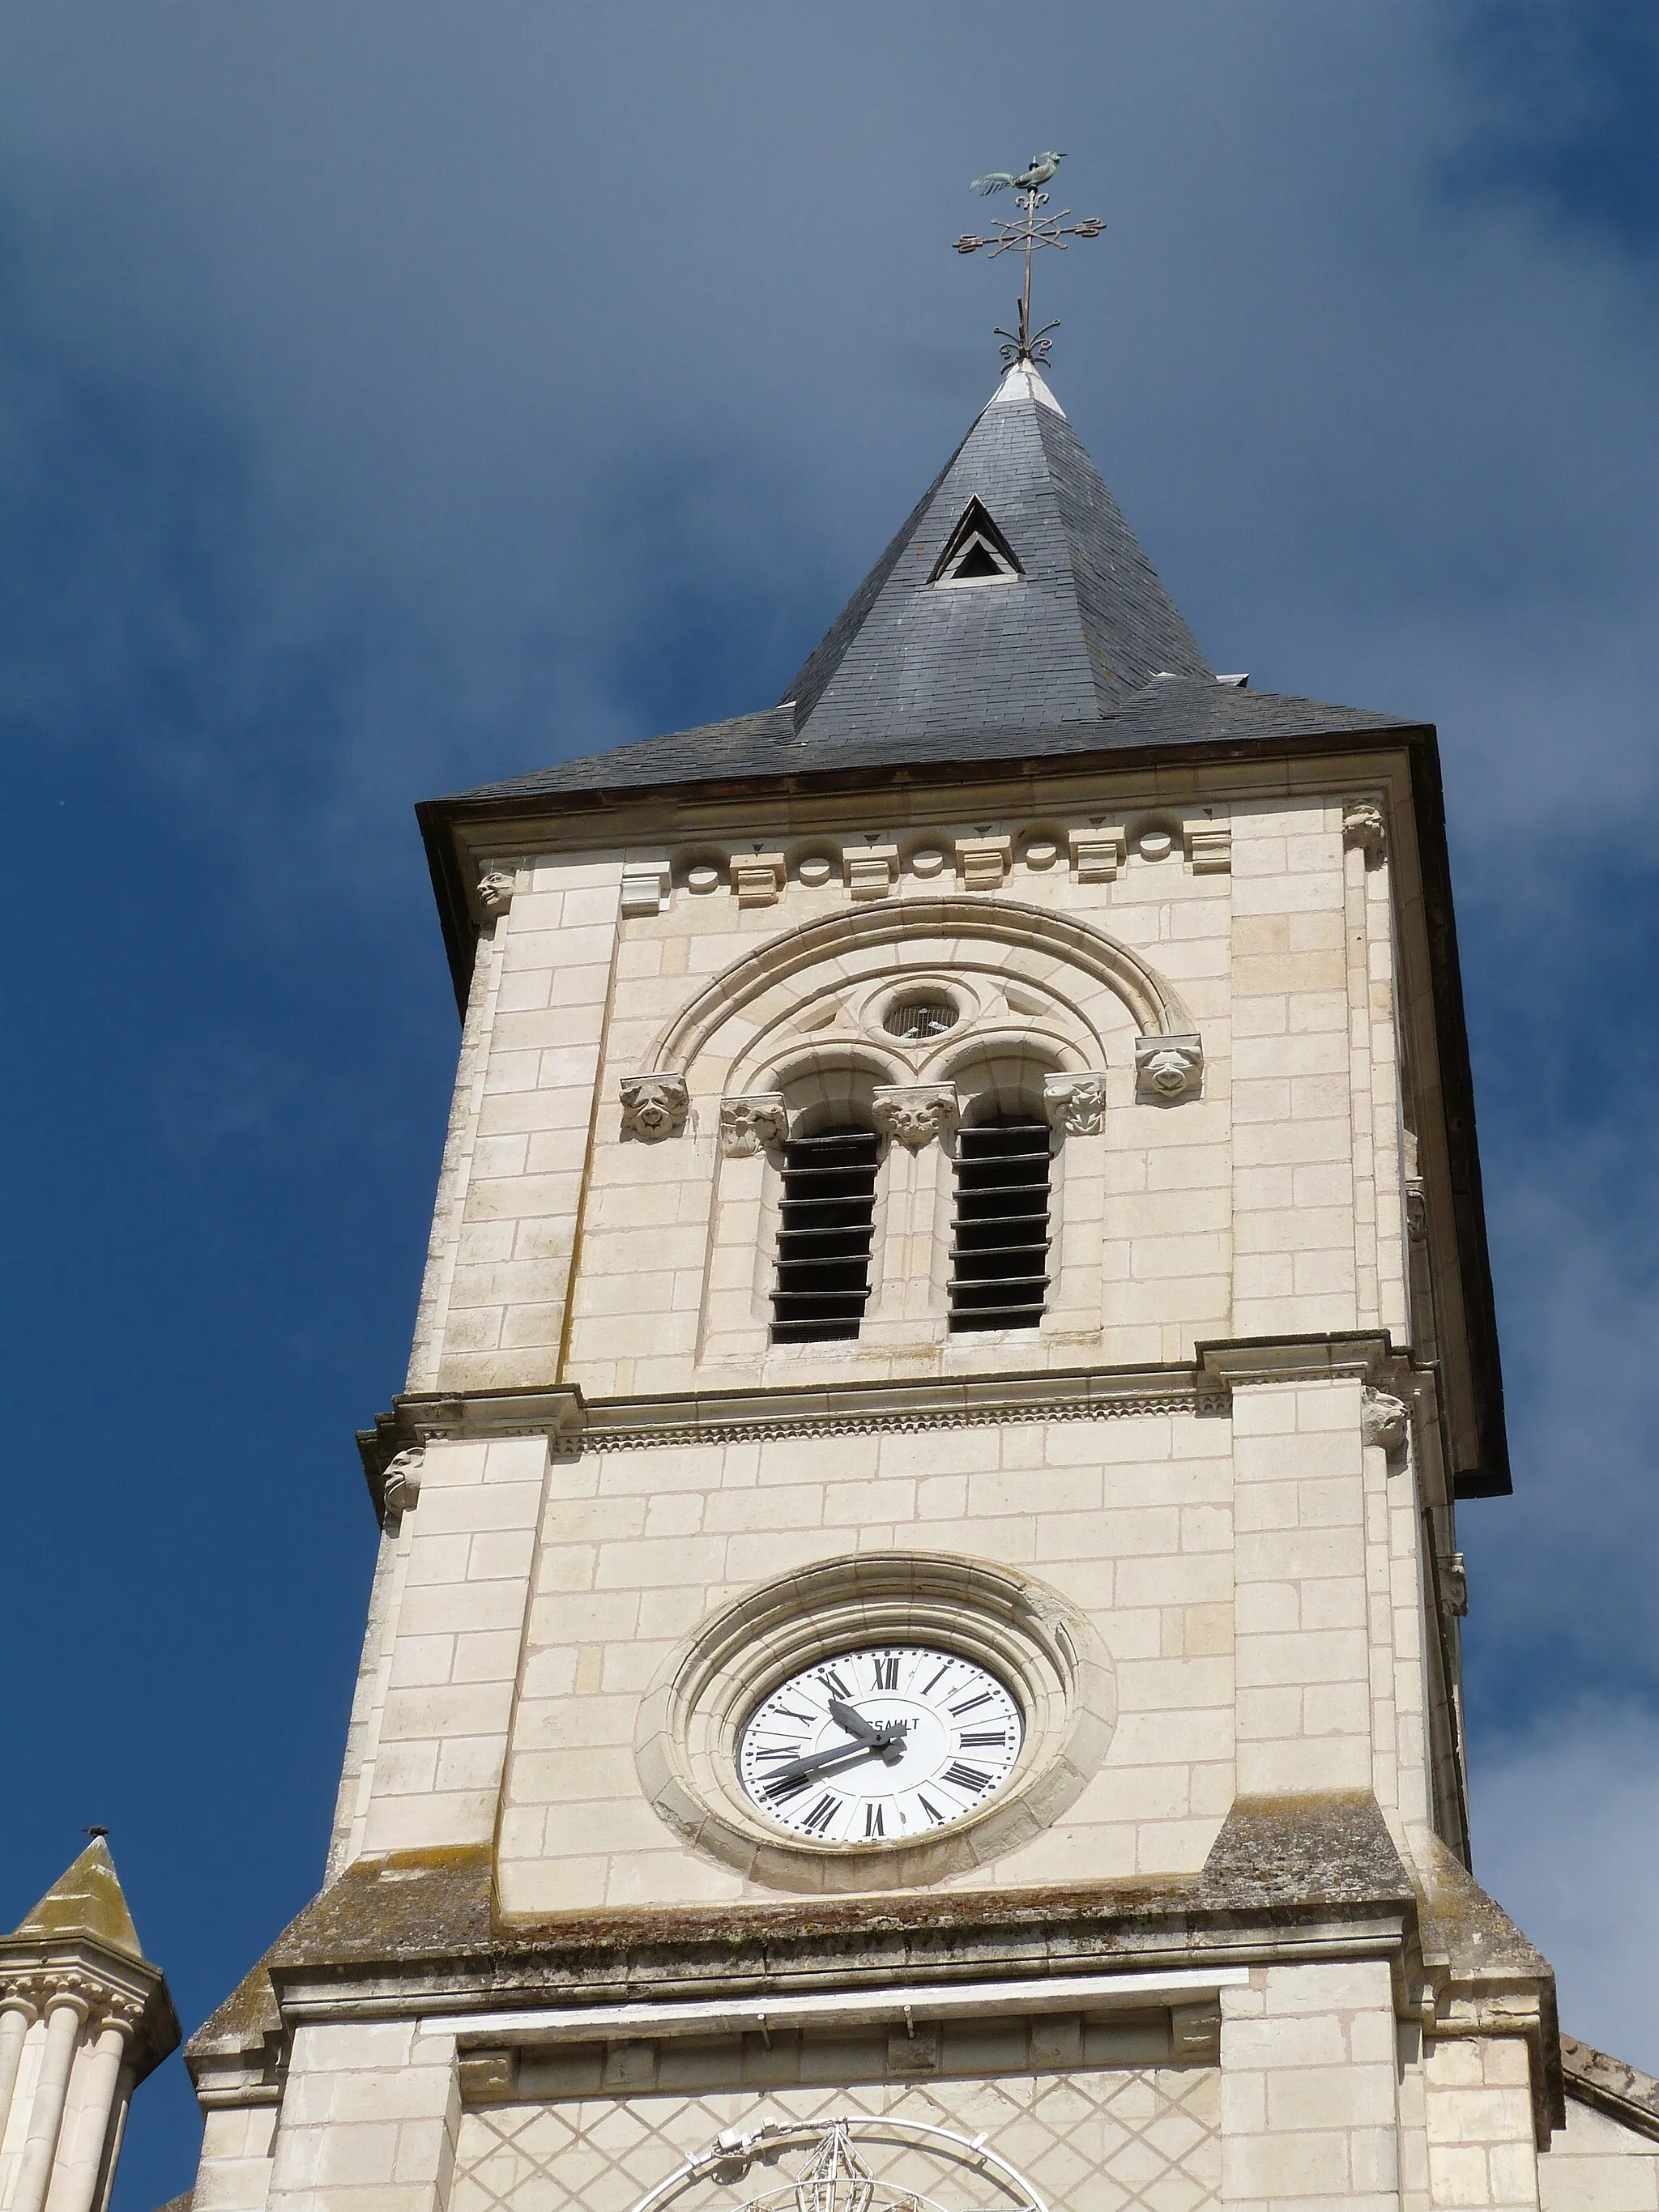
<box><xmin>954</xmin><ymin>151</ymin><xmax>1105</xmax><ymax>369</ymax></box>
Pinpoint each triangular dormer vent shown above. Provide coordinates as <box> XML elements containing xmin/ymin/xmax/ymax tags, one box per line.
<box><xmin>929</xmin><ymin>498</ymin><xmax>1023</xmax><ymax>587</ymax></box>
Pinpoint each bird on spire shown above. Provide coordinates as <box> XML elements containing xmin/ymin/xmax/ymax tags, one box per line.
<box><xmin>970</xmin><ymin>151</ymin><xmax>1065</xmax><ymax>196</ymax></box>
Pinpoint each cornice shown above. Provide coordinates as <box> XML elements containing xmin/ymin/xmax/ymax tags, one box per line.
<box><xmin>359</xmin><ymin>1364</ymin><xmax>1235</xmax><ymax>1512</ymax></box>
<box><xmin>0</xmin><ymin>1936</ymin><xmax>180</xmax><ymax>2082</ymax></box>
<box><xmin>1561</xmin><ymin>2036</ymin><xmax>1659</xmax><ymax>2144</ymax></box>
<box><xmin>192</xmin><ymin>1800</ymin><xmax>1563</xmax><ymax>2142</ymax></box>
<box><xmin>360</xmin><ymin>1336</ymin><xmax>1453</xmax><ymax>1511</ymax></box>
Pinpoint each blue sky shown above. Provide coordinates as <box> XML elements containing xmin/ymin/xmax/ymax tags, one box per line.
<box><xmin>2</xmin><ymin>6</ymin><xmax>1657</xmax><ymax>2206</ymax></box>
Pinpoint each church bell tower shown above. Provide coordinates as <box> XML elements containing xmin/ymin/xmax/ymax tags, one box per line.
<box><xmin>181</xmin><ymin>356</ymin><xmax>1659</xmax><ymax>2212</ymax></box>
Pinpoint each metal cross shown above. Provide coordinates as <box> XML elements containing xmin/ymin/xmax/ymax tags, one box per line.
<box><xmin>954</xmin><ymin>182</ymin><xmax>1105</xmax><ymax>370</ymax></box>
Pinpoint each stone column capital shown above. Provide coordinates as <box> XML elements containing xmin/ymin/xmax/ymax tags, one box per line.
<box><xmin>41</xmin><ymin>1986</ymin><xmax>92</xmax><ymax>2027</ymax></box>
<box><xmin>872</xmin><ymin>1083</ymin><xmax>959</xmax><ymax>1151</ymax></box>
<box><xmin>1043</xmin><ymin>1072</ymin><xmax>1107</xmax><ymax>1136</ymax></box>
<box><xmin>718</xmin><ymin>1094</ymin><xmax>787</xmax><ymax>1158</ymax></box>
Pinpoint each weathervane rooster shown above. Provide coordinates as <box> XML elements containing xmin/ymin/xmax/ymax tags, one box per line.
<box><xmin>970</xmin><ymin>151</ymin><xmax>1066</xmax><ymax>197</ymax></box>
<box><xmin>955</xmin><ymin>150</ymin><xmax>1103</xmax><ymax>369</ymax></box>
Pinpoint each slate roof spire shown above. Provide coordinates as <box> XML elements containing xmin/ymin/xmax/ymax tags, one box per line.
<box><xmin>429</xmin><ymin>366</ymin><xmax>1412</xmax><ymax>816</ymax></box>
<box><xmin>782</xmin><ymin>361</ymin><xmax>1212</xmax><ymax>744</ymax></box>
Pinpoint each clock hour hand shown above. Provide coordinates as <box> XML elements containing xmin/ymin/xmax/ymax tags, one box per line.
<box><xmin>827</xmin><ymin>1697</ymin><xmax>901</xmax><ymax>1757</ymax></box>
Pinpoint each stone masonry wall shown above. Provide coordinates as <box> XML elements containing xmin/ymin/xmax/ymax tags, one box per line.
<box><xmin>335</xmin><ymin>1366</ymin><xmax>1438</xmax><ymax>1903</ymax></box>
<box><xmin>400</xmin><ymin>791</ymin><xmax>1413</xmax><ymax>1402</ymax></box>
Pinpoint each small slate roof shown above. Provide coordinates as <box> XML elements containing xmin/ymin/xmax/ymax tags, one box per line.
<box><xmin>454</xmin><ymin>679</ymin><xmax>1414</xmax><ymax>807</ymax></box>
<box><xmin>441</xmin><ymin>364</ymin><xmax>1412</xmax><ymax>813</ymax></box>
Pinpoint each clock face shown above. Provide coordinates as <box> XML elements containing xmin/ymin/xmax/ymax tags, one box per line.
<box><xmin>737</xmin><ymin>1645</ymin><xmax>1024</xmax><ymax>1843</ymax></box>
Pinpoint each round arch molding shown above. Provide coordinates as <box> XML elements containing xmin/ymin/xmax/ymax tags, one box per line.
<box><xmin>645</xmin><ymin>894</ymin><xmax>1196</xmax><ymax>1080</ymax></box>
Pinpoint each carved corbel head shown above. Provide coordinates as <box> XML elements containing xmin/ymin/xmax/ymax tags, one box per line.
<box><xmin>476</xmin><ymin>869</ymin><xmax>517</xmax><ymax>918</ymax></box>
<box><xmin>1134</xmin><ymin>1034</ymin><xmax>1204</xmax><ymax>1101</ymax></box>
<box><xmin>1405</xmin><ymin>1180</ymin><xmax>1428</xmax><ymax>1242</ymax></box>
<box><xmin>1343</xmin><ymin>801</ymin><xmax>1388</xmax><ymax>862</ymax></box>
<box><xmin>1441</xmin><ymin>1552</ymin><xmax>1469</xmax><ymax>1619</ymax></box>
<box><xmin>872</xmin><ymin>1083</ymin><xmax>959</xmax><ymax>1151</ymax></box>
<box><xmin>620</xmin><ymin>1073</ymin><xmax>689</xmax><ymax>1142</ymax></box>
<box><xmin>382</xmin><ymin>1448</ymin><xmax>424</xmax><ymax>1519</ymax></box>
<box><xmin>1361</xmin><ymin>1387</ymin><xmax>1410</xmax><ymax>1455</ymax></box>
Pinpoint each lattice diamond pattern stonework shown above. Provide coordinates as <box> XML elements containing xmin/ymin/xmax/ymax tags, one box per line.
<box><xmin>452</xmin><ymin>2070</ymin><xmax>1218</xmax><ymax>2212</ymax></box>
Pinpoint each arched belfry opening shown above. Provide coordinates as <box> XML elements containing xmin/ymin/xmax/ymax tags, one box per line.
<box><xmin>928</xmin><ymin>497</ymin><xmax>1023</xmax><ymax>586</ymax></box>
<box><xmin>949</xmin><ymin>1110</ymin><xmax>1053</xmax><ymax>1332</ymax></box>
<box><xmin>769</xmin><ymin>1122</ymin><xmax>881</xmax><ymax>1344</ymax></box>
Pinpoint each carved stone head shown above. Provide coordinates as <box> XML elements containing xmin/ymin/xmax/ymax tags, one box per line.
<box><xmin>1134</xmin><ymin>1035</ymin><xmax>1204</xmax><ymax>1101</ymax></box>
<box><xmin>1361</xmin><ymin>1387</ymin><xmax>1410</xmax><ymax>1455</ymax></box>
<box><xmin>620</xmin><ymin>1073</ymin><xmax>689</xmax><ymax>1142</ymax></box>
<box><xmin>872</xmin><ymin>1084</ymin><xmax>959</xmax><ymax>1151</ymax></box>
<box><xmin>1342</xmin><ymin>801</ymin><xmax>1388</xmax><ymax>861</ymax></box>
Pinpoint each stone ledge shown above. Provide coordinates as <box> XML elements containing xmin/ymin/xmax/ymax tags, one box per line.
<box><xmin>1561</xmin><ymin>2035</ymin><xmax>1659</xmax><ymax>2143</ymax></box>
<box><xmin>190</xmin><ymin>1796</ymin><xmax>1420</xmax><ymax>2061</ymax></box>
<box><xmin>1414</xmin><ymin>1830</ymin><xmax>1563</xmax><ymax>2145</ymax></box>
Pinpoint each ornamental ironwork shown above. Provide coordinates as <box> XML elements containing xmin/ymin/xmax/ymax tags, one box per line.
<box><xmin>954</xmin><ymin>151</ymin><xmax>1105</xmax><ymax>369</ymax></box>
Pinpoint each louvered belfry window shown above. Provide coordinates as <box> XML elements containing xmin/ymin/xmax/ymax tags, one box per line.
<box><xmin>769</xmin><ymin>1124</ymin><xmax>881</xmax><ymax>1344</ymax></box>
<box><xmin>949</xmin><ymin>1115</ymin><xmax>1052</xmax><ymax>1332</ymax></box>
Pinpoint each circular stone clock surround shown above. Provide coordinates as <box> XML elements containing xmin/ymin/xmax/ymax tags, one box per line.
<box><xmin>634</xmin><ymin>1551</ymin><xmax>1116</xmax><ymax>1894</ymax></box>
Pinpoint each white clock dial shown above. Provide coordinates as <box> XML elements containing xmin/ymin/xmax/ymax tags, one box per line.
<box><xmin>737</xmin><ymin>1645</ymin><xmax>1023</xmax><ymax>1843</ymax></box>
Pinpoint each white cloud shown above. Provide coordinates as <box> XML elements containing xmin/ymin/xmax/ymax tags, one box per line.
<box><xmin>2</xmin><ymin>1</ymin><xmax>1657</xmax><ymax>879</ymax></box>
<box><xmin>1471</xmin><ymin>1702</ymin><xmax>1659</xmax><ymax>2078</ymax></box>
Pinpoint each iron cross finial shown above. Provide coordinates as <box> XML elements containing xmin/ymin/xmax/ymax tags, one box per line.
<box><xmin>954</xmin><ymin>152</ymin><xmax>1105</xmax><ymax>369</ymax></box>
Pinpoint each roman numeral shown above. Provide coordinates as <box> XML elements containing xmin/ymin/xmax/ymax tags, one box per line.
<box><xmin>819</xmin><ymin>1668</ymin><xmax>851</xmax><ymax>1700</ymax></box>
<box><xmin>918</xmin><ymin>1794</ymin><xmax>945</xmax><ymax>1825</ymax></box>
<box><xmin>944</xmin><ymin>1762</ymin><xmax>992</xmax><ymax>1793</ymax></box>
<box><xmin>752</xmin><ymin>1743</ymin><xmax>808</xmax><ymax>1761</ymax></box>
<box><xmin>921</xmin><ymin>1664</ymin><xmax>952</xmax><ymax>1695</ymax></box>
<box><xmin>870</xmin><ymin>1654</ymin><xmax>899</xmax><ymax>1690</ymax></box>
<box><xmin>765</xmin><ymin>1772</ymin><xmax>812</xmax><ymax>1802</ymax></box>
<box><xmin>773</xmin><ymin>1705</ymin><xmax>815</xmax><ymax>1725</ymax></box>
<box><xmin>864</xmin><ymin>1803</ymin><xmax>885</xmax><ymax>1838</ymax></box>
<box><xmin>949</xmin><ymin>1691</ymin><xmax>993</xmax><ymax>1717</ymax></box>
<box><xmin>801</xmin><ymin>1794</ymin><xmax>840</xmax><ymax>1834</ymax></box>
<box><xmin>958</xmin><ymin>1731</ymin><xmax>1008</xmax><ymax>1748</ymax></box>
